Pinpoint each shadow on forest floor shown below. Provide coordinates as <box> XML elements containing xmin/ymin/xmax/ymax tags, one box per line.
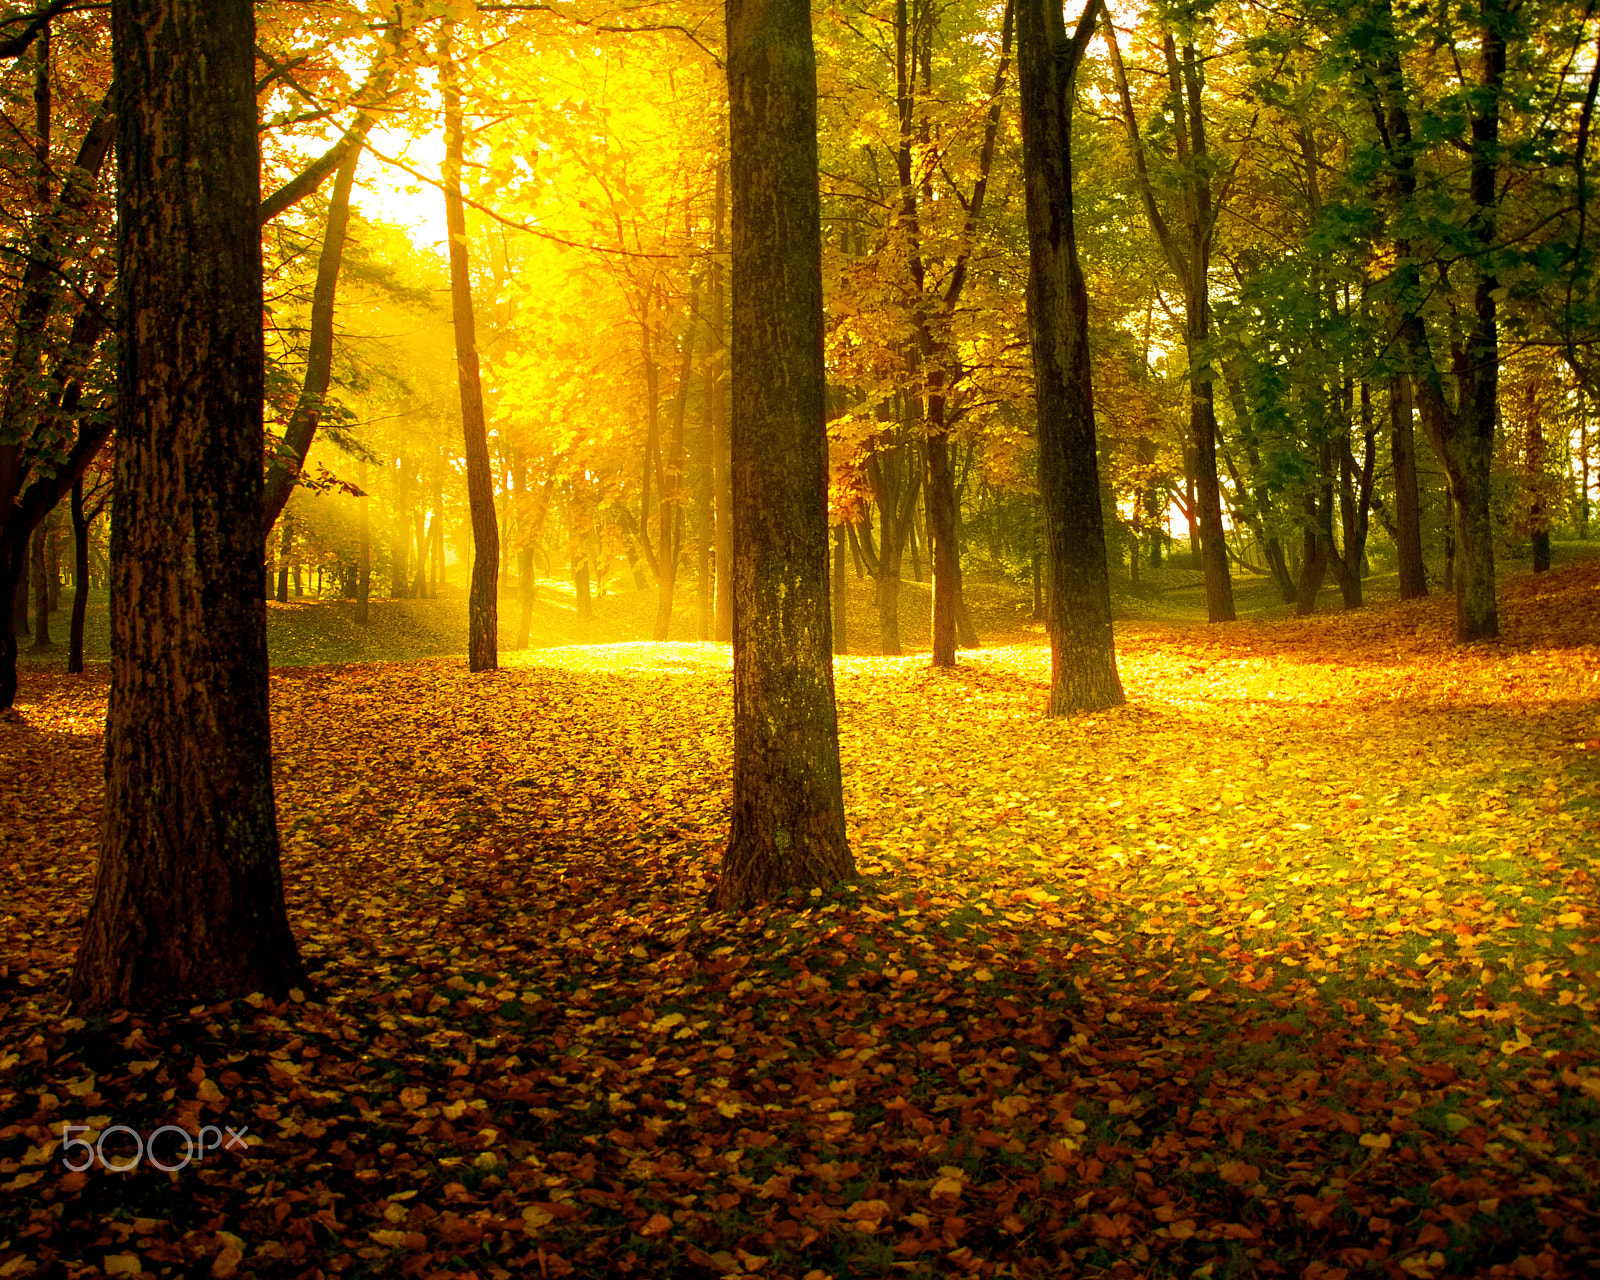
<box><xmin>1</xmin><ymin>556</ymin><xmax>1598</xmax><ymax>1278</ymax></box>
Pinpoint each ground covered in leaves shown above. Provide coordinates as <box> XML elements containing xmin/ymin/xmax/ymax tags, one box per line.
<box><xmin>3</xmin><ymin>561</ymin><xmax>1599</xmax><ymax>1280</ymax></box>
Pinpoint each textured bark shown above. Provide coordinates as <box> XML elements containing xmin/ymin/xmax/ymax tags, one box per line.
<box><xmin>715</xmin><ymin>0</ymin><xmax>852</xmax><ymax>910</ymax></box>
<box><xmin>1017</xmin><ymin>0</ymin><xmax>1124</xmax><ymax>716</ymax></box>
<box><xmin>441</xmin><ymin>23</ymin><xmax>499</xmax><ymax>671</ymax></box>
<box><xmin>1388</xmin><ymin>374</ymin><xmax>1427</xmax><ymax>599</ymax></box>
<box><xmin>69</xmin><ymin>0</ymin><xmax>304</xmax><ymax>1010</ymax></box>
<box><xmin>261</xmin><ymin>142</ymin><xmax>362</xmax><ymax>535</ymax></box>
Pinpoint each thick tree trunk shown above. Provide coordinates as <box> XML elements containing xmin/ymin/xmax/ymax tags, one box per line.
<box><xmin>715</xmin><ymin>0</ymin><xmax>852</xmax><ymax>910</ymax></box>
<box><xmin>70</xmin><ymin>0</ymin><xmax>303</xmax><ymax>1010</ymax></box>
<box><xmin>1017</xmin><ymin>0</ymin><xmax>1124</xmax><ymax>716</ymax></box>
<box><xmin>441</xmin><ymin>24</ymin><xmax>498</xmax><ymax>670</ymax></box>
<box><xmin>1389</xmin><ymin>373</ymin><xmax>1427</xmax><ymax>599</ymax></box>
<box><xmin>68</xmin><ymin>477</ymin><xmax>89</xmax><ymax>673</ymax></box>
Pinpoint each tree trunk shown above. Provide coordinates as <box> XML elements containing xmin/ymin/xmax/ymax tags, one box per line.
<box><xmin>356</xmin><ymin>457</ymin><xmax>370</xmax><ymax>624</ymax></box>
<box><xmin>70</xmin><ymin>0</ymin><xmax>303</xmax><ymax>1010</ymax></box>
<box><xmin>1389</xmin><ymin>373</ymin><xmax>1427</xmax><ymax>599</ymax></box>
<box><xmin>711</xmin><ymin>158</ymin><xmax>733</xmax><ymax>644</ymax></box>
<box><xmin>1524</xmin><ymin>376</ymin><xmax>1551</xmax><ymax>572</ymax></box>
<box><xmin>926</xmin><ymin>431</ymin><xmax>958</xmax><ymax>665</ymax></box>
<box><xmin>275</xmin><ymin>514</ymin><xmax>291</xmax><ymax>603</ymax></box>
<box><xmin>392</xmin><ymin>456</ymin><xmax>410</xmax><ymax>596</ymax></box>
<box><xmin>1018</xmin><ymin>0</ymin><xmax>1124</xmax><ymax>714</ymax></box>
<box><xmin>29</xmin><ymin>519</ymin><xmax>51</xmax><ymax>649</ymax></box>
<box><xmin>68</xmin><ymin>477</ymin><xmax>89</xmax><ymax>673</ymax></box>
<box><xmin>1105</xmin><ymin>21</ymin><xmax>1234</xmax><ymax>622</ymax></box>
<box><xmin>260</xmin><ymin>141</ymin><xmax>362</xmax><ymax>536</ymax></box>
<box><xmin>1361</xmin><ymin>0</ymin><xmax>1501</xmax><ymax>640</ymax></box>
<box><xmin>440</xmin><ymin>22</ymin><xmax>498</xmax><ymax>670</ymax></box>
<box><xmin>832</xmin><ymin>522</ymin><xmax>847</xmax><ymax>654</ymax></box>
<box><xmin>715</xmin><ymin>0</ymin><xmax>853</xmax><ymax>910</ymax></box>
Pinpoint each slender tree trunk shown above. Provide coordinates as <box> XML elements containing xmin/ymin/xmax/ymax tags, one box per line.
<box><xmin>356</xmin><ymin>457</ymin><xmax>370</xmax><ymax>624</ymax></box>
<box><xmin>260</xmin><ymin>142</ymin><xmax>362</xmax><ymax>536</ymax></box>
<box><xmin>715</xmin><ymin>0</ymin><xmax>852</xmax><ymax>909</ymax></box>
<box><xmin>1362</xmin><ymin>0</ymin><xmax>1501</xmax><ymax>639</ymax></box>
<box><xmin>441</xmin><ymin>22</ymin><xmax>498</xmax><ymax>669</ymax></box>
<box><xmin>68</xmin><ymin>477</ymin><xmax>90</xmax><ymax>673</ymax></box>
<box><xmin>29</xmin><ymin>520</ymin><xmax>51</xmax><ymax>649</ymax></box>
<box><xmin>1389</xmin><ymin>373</ymin><xmax>1427</xmax><ymax>598</ymax></box>
<box><xmin>711</xmin><ymin>158</ymin><xmax>733</xmax><ymax>644</ymax></box>
<box><xmin>926</xmin><ymin>431</ymin><xmax>958</xmax><ymax>665</ymax></box>
<box><xmin>832</xmin><ymin>522</ymin><xmax>847</xmax><ymax>654</ymax></box>
<box><xmin>70</xmin><ymin>0</ymin><xmax>303</xmax><ymax>1010</ymax></box>
<box><xmin>1524</xmin><ymin>377</ymin><xmax>1551</xmax><ymax>572</ymax></box>
<box><xmin>275</xmin><ymin>515</ymin><xmax>291</xmax><ymax>602</ymax></box>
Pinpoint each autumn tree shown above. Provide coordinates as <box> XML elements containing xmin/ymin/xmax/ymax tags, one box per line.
<box><xmin>1017</xmin><ymin>0</ymin><xmax>1124</xmax><ymax>713</ymax></box>
<box><xmin>439</xmin><ymin>18</ymin><xmax>499</xmax><ymax>670</ymax></box>
<box><xmin>1103</xmin><ymin>5</ymin><xmax>1237</xmax><ymax>623</ymax></box>
<box><xmin>714</xmin><ymin>0</ymin><xmax>853</xmax><ymax>907</ymax></box>
<box><xmin>69</xmin><ymin>0</ymin><xmax>304</xmax><ymax>1009</ymax></box>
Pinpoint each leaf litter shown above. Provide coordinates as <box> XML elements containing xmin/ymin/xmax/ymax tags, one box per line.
<box><xmin>1</xmin><ymin>561</ymin><xmax>1599</xmax><ymax>1279</ymax></box>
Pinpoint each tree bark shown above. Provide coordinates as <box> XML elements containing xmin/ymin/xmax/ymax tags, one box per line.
<box><xmin>715</xmin><ymin>0</ymin><xmax>853</xmax><ymax>909</ymax></box>
<box><xmin>1388</xmin><ymin>373</ymin><xmax>1427</xmax><ymax>599</ymax></box>
<box><xmin>1017</xmin><ymin>0</ymin><xmax>1124</xmax><ymax>715</ymax></box>
<box><xmin>441</xmin><ymin>22</ymin><xmax>499</xmax><ymax>671</ymax></box>
<box><xmin>70</xmin><ymin>0</ymin><xmax>303</xmax><ymax>1010</ymax></box>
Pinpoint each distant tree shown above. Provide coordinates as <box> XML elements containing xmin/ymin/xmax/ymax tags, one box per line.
<box><xmin>714</xmin><ymin>0</ymin><xmax>854</xmax><ymax>908</ymax></box>
<box><xmin>440</xmin><ymin>18</ymin><xmax>498</xmax><ymax>672</ymax></box>
<box><xmin>69</xmin><ymin>0</ymin><xmax>304</xmax><ymax>1010</ymax></box>
<box><xmin>1017</xmin><ymin>0</ymin><xmax>1124</xmax><ymax>714</ymax></box>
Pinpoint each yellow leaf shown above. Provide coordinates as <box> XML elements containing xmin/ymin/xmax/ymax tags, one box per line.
<box><xmin>639</xmin><ymin>1213</ymin><xmax>672</xmax><ymax>1237</ymax></box>
<box><xmin>1358</xmin><ymin>1132</ymin><xmax>1392</xmax><ymax>1150</ymax></box>
<box><xmin>1188</xmin><ymin>988</ymin><xmax>1211</xmax><ymax>1003</ymax></box>
<box><xmin>1092</xmin><ymin>929</ymin><xmax>1116</xmax><ymax>945</ymax></box>
<box><xmin>103</xmin><ymin>1257</ymin><xmax>142</xmax><ymax>1278</ymax></box>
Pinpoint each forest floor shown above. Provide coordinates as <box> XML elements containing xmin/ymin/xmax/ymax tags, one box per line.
<box><xmin>2</xmin><ymin>552</ymin><xmax>1599</xmax><ymax>1279</ymax></box>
